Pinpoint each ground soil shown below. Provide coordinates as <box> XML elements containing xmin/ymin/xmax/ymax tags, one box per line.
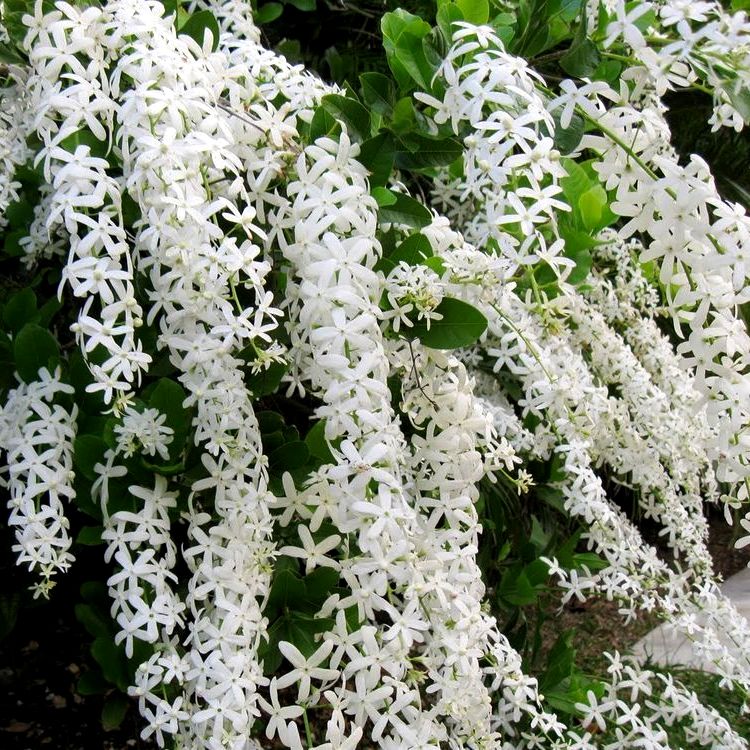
<box><xmin>0</xmin><ymin>609</ymin><xmax>156</xmax><ymax>750</ymax></box>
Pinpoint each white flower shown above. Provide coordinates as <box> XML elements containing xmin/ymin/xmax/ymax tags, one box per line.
<box><xmin>276</xmin><ymin>640</ymin><xmax>339</xmax><ymax>701</ymax></box>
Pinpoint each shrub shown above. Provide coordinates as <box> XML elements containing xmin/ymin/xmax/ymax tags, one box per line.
<box><xmin>1</xmin><ymin>0</ymin><xmax>750</xmax><ymax>747</ymax></box>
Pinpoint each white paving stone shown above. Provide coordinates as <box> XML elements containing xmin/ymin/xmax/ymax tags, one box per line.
<box><xmin>631</xmin><ymin>567</ymin><xmax>750</xmax><ymax>672</ymax></box>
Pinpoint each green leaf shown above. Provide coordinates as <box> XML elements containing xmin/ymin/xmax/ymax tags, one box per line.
<box><xmin>76</xmin><ymin>526</ymin><xmax>104</xmax><ymax>546</ymax></box>
<box><xmin>0</xmin><ymin>41</ymin><xmax>25</xmax><ymax>64</ymax></box>
<box><xmin>422</xmin><ymin>255</ymin><xmax>446</xmax><ymax>275</ymax></box>
<box><xmin>285</xmin><ymin>614</ymin><xmax>334</xmax><ymax>657</ymax></box>
<box><xmin>160</xmin><ymin>0</ymin><xmax>178</xmax><ymax>21</ymax></box>
<box><xmin>560</xmin><ymin>38</ymin><xmax>600</xmax><ymax>78</ymax></box>
<box><xmin>455</xmin><ymin>0</ymin><xmax>489</xmax><ymax>24</ymax></box>
<box><xmin>260</xmin><ymin>612</ymin><xmax>334</xmax><ymax>673</ymax></box>
<box><xmin>302</xmin><ymin>568</ymin><xmax>339</xmax><ymax>606</ymax></box>
<box><xmin>727</xmin><ymin>84</ymin><xmax>750</xmax><ymax>124</ymax></box>
<box><xmin>578</xmin><ymin>185</ymin><xmax>607</xmax><ymax>231</ymax></box>
<box><xmin>377</xmin><ymin>191</ymin><xmax>432</xmax><ymax>228</ymax></box>
<box><xmin>357</xmin><ymin>132</ymin><xmax>395</xmax><ymax>188</ymax></box>
<box><xmin>523</xmin><ymin>25</ymin><xmax>551</xmax><ymax>57</ymax></box>
<box><xmin>101</xmin><ymin>694</ymin><xmax>129</xmax><ymax>731</ymax></box>
<box><xmin>593</xmin><ymin>58</ymin><xmax>622</xmax><ymax>85</ymax></box>
<box><xmin>395</xmin><ymin>134</ymin><xmax>463</xmax><ymax>170</ymax></box>
<box><xmin>499</xmin><ymin>568</ymin><xmax>538</xmax><ymax>606</ymax></box>
<box><xmin>81</xmin><ymin>580</ymin><xmax>108</xmax><ymax>603</ymax></box>
<box><xmin>58</xmin><ymin>127</ymin><xmax>109</xmax><ymax>157</ymax></box>
<box><xmin>560</xmin><ymin>157</ymin><xmax>594</xmax><ymax>229</ymax></box>
<box><xmin>571</xmin><ymin>551</ymin><xmax>608</xmax><ymax>572</ymax></box>
<box><xmin>77</xmin><ymin>669</ymin><xmax>108</xmax><ymax>696</ymax></box>
<box><xmin>258</xmin><ymin>411</ymin><xmax>284</xmax><ymax>434</ymax></box>
<box><xmin>540</xmin><ymin>630</ymin><xmax>576</xmax><ymax>691</ymax></box>
<box><xmin>372</xmin><ymin>187</ymin><xmax>397</xmax><ymax>207</ymax></box>
<box><xmin>179</xmin><ymin>9</ymin><xmax>220</xmax><ymax>51</ymax></box>
<box><xmin>524</xmin><ymin>558</ymin><xmax>551</xmax><ymax>587</ymax></box>
<box><xmin>305</xmin><ymin>420</ymin><xmax>334</xmax><ymax>463</ymax></box>
<box><xmin>91</xmin><ymin>637</ymin><xmax>129</xmax><ymax>691</ymax></box>
<box><xmin>14</xmin><ymin>323</ymin><xmax>59</xmax><ymax>383</ymax></box>
<box><xmin>37</xmin><ymin>296</ymin><xmax>62</xmax><ymax>328</ymax></box>
<box><xmin>148</xmin><ymin>378</ymin><xmax>191</xmax><ymax>452</ymax></box>
<box><xmin>391</xmin><ymin>96</ymin><xmax>417</xmax><ymax>134</ymax></box>
<box><xmin>404</xmin><ymin>297</ymin><xmax>487</xmax><ymax>349</ymax></box>
<box><xmin>381</xmin><ymin>10</ymin><xmax>432</xmax><ymax>53</ymax></box>
<box><xmin>74</xmin><ymin>435</ymin><xmax>108</xmax><ymax>482</ymax></box>
<box><xmin>436</xmin><ymin>1</ymin><xmax>465</xmax><ymax>43</ymax></box>
<box><xmin>244</xmin><ymin>360</ymin><xmax>288</xmax><ymax>397</ymax></box>
<box><xmin>75</xmin><ymin>603</ymin><xmax>111</xmax><ymax>640</ymax></box>
<box><xmin>3</xmin><ymin>288</ymin><xmax>37</xmax><ymax>334</ymax></box>
<box><xmin>286</xmin><ymin>0</ymin><xmax>316</xmax><ymax>9</ymax></box>
<box><xmin>359</xmin><ymin>72</ymin><xmax>396</xmax><ymax>116</ymax></box>
<box><xmin>5</xmin><ymin>198</ymin><xmax>34</xmax><ymax>230</ymax></box>
<box><xmin>321</xmin><ymin>94</ymin><xmax>371</xmax><ymax>142</ymax></box>
<box><xmin>529</xmin><ymin>516</ymin><xmax>551</xmax><ymax>553</ymax></box>
<box><xmin>552</xmin><ymin>111</ymin><xmax>584</xmax><ymax>155</ymax></box>
<box><xmin>381</xmin><ymin>10</ymin><xmax>436</xmax><ymax>92</ymax></box>
<box><xmin>549</xmin><ymin>0</ymin><xmax>583</xmax><ymax>22</ymax></box>
<box><xmin>276</xmin><ymin>38</ymin><xmax>302</xmax><ymax>62</ymax></box>
<box><xmin>269</xmin><ymin>441</ymin><xmax>310</xmax><ymax>474</ymax></box>
<box><xmin>375</xmin><ymin>233</ymin><xmax>433</xmax><ymax>275</ymax></box>
<box><xmin>259</xmin><ymin>617</ymin><xmax>287</xmax><ymax>673</ymax></box>
<box><xmin>309</xmin><ymin>106</ymin><xmax>341</xmax><ymax>142</ymax></box>
<box><xmin>266</xmin><ymin>569</ymin><xmax>306</xmax><ymax>618</ymax></box>
<box><xmin>558</xmin><ymin>228</ymin><xmax>594</xmax><ymax>285</ymax></box>
<box><xmin>1</xmin><ymin>229</ymin><xmax>27</xmax><ymax>258</ymax></box>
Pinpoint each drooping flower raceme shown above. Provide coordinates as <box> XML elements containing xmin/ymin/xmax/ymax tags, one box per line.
<box><xmin>0</xmin><ymin>367</ymin><xmax>77</xmax><ymax>597</ymax></box>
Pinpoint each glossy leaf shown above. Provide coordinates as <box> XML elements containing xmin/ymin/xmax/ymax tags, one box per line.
<box><xmin>455</xmin><ymin>0</ymin><xmax>489</xmax><ymax>24</ymax></box>
<box><xmin>560</xmin><ymin>38</ymin><xmax>600</xmax><ymax>78</ymax></box>
<box><xmin>375</xmin><ymin>233</ymin><xmax>433</xmax><ymax>275</ymax></box>
<box><xmin>404</xmin><ymin>298</ymin><xmax>488</xmax><ymax>349</ymax></box>
<box><xmin>3</xmin><ymin>288</ymin><xmax>37</xmax><ymax>334</ymax></box>
<box><xmin>358</xmin><ymin>132</ymin><xmax>395</xmax><ymax>188</ymax></box>
<box><xmin>359</xmin><ymin>72</ymin><xmax>396</xmax><ymax>116</ymax></box>
<box><xmin>179</xmin><ymin>9</ymin><xmax>220</xmax><ymax>50</ymax></box>
<box><xmin>377</xmin><ymin>191</ymin><xmax>432</xmax><ymax>228</ymax></box>
<box><xmin>14</xmin><ymin>323</ymin><xmax>59</xmax><ymax>383</ymax></box>
<box><xmin>321</xmin><ymin>94</ymin><xmax>371</xmax><ymax>142</ymax></box>
<box><xmin>381</xmin><ymin>10</ymin><xmax>435</xmax><ymax>92</ymax></box>
<box><xmin>395</xmin><ymin>134</ymin><xmax>463</xmax><ymax>170</ymax></box>
<box><xmin>309</xmin><ymin>106</ymin><xmax>341</xmax><ymax>141</ymax></box>
<box><xmin>305</xmin><ymin>420</ymin><xmax>334</xmax><ymax>463</ymax></box>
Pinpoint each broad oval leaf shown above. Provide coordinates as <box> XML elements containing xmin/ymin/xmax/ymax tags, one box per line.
<box><xmin>404</xmin><ymin>297</ymin><xmax>488</xmax><ymax>349</ymax></box>
<box><xmin>377</xmin><ymin>191</ymin><xmax>432</xmax><ymax>228</ymax></box>
<box><xmin>179</xmin><ymin>10</ymin><xmax>220</xmax><ymax>51</ymax></box>
<box><xmin>14</xmin><ymin>323</ymin><xmax>59</xmax><ymax>383</ymax></box>
<box><xmin>321</xmin><ymin>94</ymin><xmax>371</xmax><ymax>142</ymax></box>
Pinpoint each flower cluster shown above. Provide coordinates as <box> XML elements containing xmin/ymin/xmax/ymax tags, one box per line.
<box><xmin>596</xmin><ymin>0</ymin><xmax>750</xmax><ymax>131</ymax></box>
<box><xmin>424</xmin><ymin>23</ymin><xmax>568</xmax><ymax>259</ymax></box>
<box><xmin>0</xmin><ymin>367</ymin><xmax>77</xmax><ymax>597</ymax></box>
<box><xmin>0</xmin><ymin>79</ymin><xmax>30</xmax><ymax>228</ymax></box>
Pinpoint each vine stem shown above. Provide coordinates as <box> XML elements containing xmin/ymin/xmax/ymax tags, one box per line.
<box><xmin>303</xmin><ymin>707</ymin><xmax>313</xmax><ymax>748</ymax></box>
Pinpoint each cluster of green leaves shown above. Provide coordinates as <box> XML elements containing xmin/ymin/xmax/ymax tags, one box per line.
<box><xmin>476</xmin><ymin>457</ymin><xmax>608</xmax><ymax>721</ymax></box>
